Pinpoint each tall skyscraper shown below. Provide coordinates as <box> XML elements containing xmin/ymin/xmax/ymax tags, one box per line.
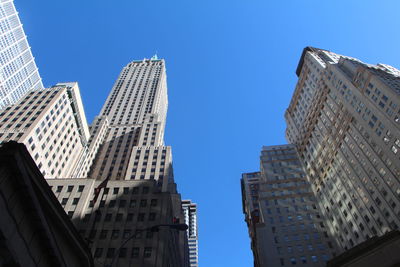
<box><xmin>0</xmin><ymin>82</ymin><xmax>90</xmax><ymax>179</ymax></box>
<box><xmin>182</xmin><ymin>200</ymin><xmax>199</xmax><ymax>267</ymax></box>
<box><xmin>87</xmin><ymin>56</ymin><xmax>170</xmax><ymax>188</ymax></box>
<box><xmin>242</xmin><ymin>145</ymin><xmax>336</xmax><ymax>266</ymax></box>
<box><xmin>46</xmin><ymin>57</ymin><xmax>189</xmax><ymax>267</ymax></box>
<box><xmin>285</xmin><ymin>47</ymin><xmax>400</xmax><ymax>251</ymax></box>
<box><xmin>0</xmin><ymin>0</ymin><xmax>43</xmax><ymax>109</ymax></box>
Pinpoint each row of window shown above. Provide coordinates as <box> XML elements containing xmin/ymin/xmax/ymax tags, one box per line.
<box><xmin>83</xmin><ymin>211</ymin><xmax>157</xmax><ymax>223</ymax></box>
<box><xmin>279</xmin><ymin>254</ymin><xmax>329</xmax><ymax>266</ymax></box>
<box><xmin>94</xmin><ymin>246</ymin><xmax>152</xmax><ymax>259</ymax></box>
<box><xmin>83</xmin><ymin>228</ymin><xmax>154</xmax><ymax>240</ymax></box>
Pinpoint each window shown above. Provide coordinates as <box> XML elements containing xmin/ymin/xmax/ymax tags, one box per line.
<box><xmin>134</xmin><ymin>230</ymin><xmax>142</xmax><ymax>239</ymax></box>
<box><xmin>57</xmin><ymin>186</ymin><xmax>63</xmax><ymax>192</ymax></box>
<box><xmin>127</xmin><ymin>213</ymin><xmax>134</xmax><ymax>221</ymax></box>
<box><xmin>151</xmin><ymin>199</ymin><xmax>158</xmax><ymax>206</ymax></box>
<box><xmin>111</xmin><ymin>230</ymin><xmax>120</xmax><ymax>239</ymax></box>
<box><xmin>143</xmin><ymin>186</ymin><xmax>149</xmax><ymax>194</ymax></box>
<box><xmin>105</xmin><ymin>213</ymin><xmax>112</xmax><ymax>222</ymax></box>
<box><xmin>78</xmin><ymin>185</ymin><xmax>84</xmax><ymax>192</ymax></box>
<box><xmin>107</xmin><ymin>248</ymin><xmax>115</xmax><ymax>258</ymax></box>
<box><xmin>113</xmin><ymin>188</ymin><xmax>119</xmax><ymax>194</ymax></box>
<box><xmin>94</xmin><ymin>248</ymin><xmax>103</xmax><ymax>258</ymax></box>
<box><xmin>116</xmin><ymin>213</ymin><xmax>123</xmax><ymax>222</ymax></box>
<box><xmin>123</xmin><ymin>230</ymin><xmax>131</xmax><ymax>238</ymax></box>
<box><xmin>119</xmin><ymin>248</ymin><xmax>127</xmax><ymax>258</ymax></box>
<box><xmin>149</xmin><ymin>213</ymin><xmax>156</xmax><ymax>221</ymax></box>
<box><xmin>311</xmin><ymin>256</ymin><xmax>318</xmax><ymax>262</ymax></box>
<box><xmin>146</xmin><ymin>230</ymin><xmax>153</xmax><ymax>239</ymax></box>
<box><xmin>138</xmin><ymin>213</ymin><xmax>145</xmax><ymax>222</ymax></box>
<box><xmin>72</xmin><ymin>198</ymin><xmax>79</xmax><ymax>205</ymax></box>
<box><xmin>61</xmin><ymin>198</ymin><xmax>68</xmax><ymax>205</ymax></box>
<box><xmin>140</xmin><ymin>199</ymin><xmax>147</xmax><ymax>207</ymax></box>
<box><xmin>144</xmin><ymin>247</ymin><xmax>152</xmax><ymax>258</ymax></box>
<box><xmin>131</xmin><ymin>247</ymin><xmax>140</xmax><ymax>258</ymax></box>
<box><xmin>100</xmin><ymin>230</ymin><xmax>108</xmax><ymax>239</ymax></box>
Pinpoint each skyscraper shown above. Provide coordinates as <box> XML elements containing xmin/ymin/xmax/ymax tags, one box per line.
<box><xmin>87</xmin><ymin>56</ymin><xmax>170</xmax><ymax>188</ymax></box>
<box><xmin>0</xmin><ymin>82</ymin><xmax>90</xmax><ymax>179</ymax></box>
<box><xmin>182</xmin><ymin>200</ymin><xmax>199</xmax><ymax>267</ymax></box>
<box><xmin>0</xmin><ymin>0</ymin><xmax>43</xmax><ymax>109</ymax></box>
<box><xmin>47</xmin><ymin>57</ymin><xmax>189</xmax><ymax>266</ymax></box>
<box><xmin>242</xmin><ymin>145</ymin><xmax>336</xmax><ymax>266</ymax></box>
<box><xmin>285</xmin><ymin>47</ymin><xmax>400</xmax><ymax>251</ymax></box>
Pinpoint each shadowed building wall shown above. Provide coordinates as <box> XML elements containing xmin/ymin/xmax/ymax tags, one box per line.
<box><xmin>286</xmin><ymin>47</ymin><xmax>400</xmax><ymax>252</ymax></box>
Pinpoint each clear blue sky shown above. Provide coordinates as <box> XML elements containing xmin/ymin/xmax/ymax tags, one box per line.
<box><xmin>17</xmin><ymin>0</ymin><xmax>400</xmax><ymax>266</ymax></box>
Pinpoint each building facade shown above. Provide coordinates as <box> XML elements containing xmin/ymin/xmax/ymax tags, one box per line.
<box><xmin>0</xmin><ymin>82</ymin><xmax>90</xmax><ymax>179</ymax></box>
<box><xmin>241</xmin><ymin>171</ymin><xmax>263</xmax><ymax>267</ymax></box>
<box><xmin>285</xmin><ymin>47</ymin><xmax>400</xmax><ymax>251</ymax></box>
<box><xmin>0</xmin><ymin>142</ymin><xmax>93</xmax><ymax>267</ymax></box>
<box><xmin>242</xmin><ymin>145</ymin><xmax>336</xmax><ymax>267</ymax></box>
<box><xmin>182</xmin><ymin>200</ymin><xmax>199</xmax><ymax>267</ymax></box>
<box><xmin>0</xmin><ymin>0</ymin><xmax>43</xmax><ymax>109</ymax></box>
<box><xmin>47</xmin><ymin>57</ymin><xmax>189</xmax><ymax>267</ymax></box>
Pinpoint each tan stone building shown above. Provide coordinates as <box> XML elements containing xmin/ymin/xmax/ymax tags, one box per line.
<box><xmin>0</xmin><ymin>82</ymin><xmax>90</xmax><ymax>179</ymax></box>
<box><xmin>242</xmin><ymin>145</ymin><xmax>336</xmax><ymax>266</ymax></box>
<box><xmin>285</xmin><ymin>47</ymin><xmax>400</xmax><ymax>252</ymax></box>
<box><xmin>47</xmin><ymin>57</ymin><xmax>190</xmax><ymax>267</ymax></box>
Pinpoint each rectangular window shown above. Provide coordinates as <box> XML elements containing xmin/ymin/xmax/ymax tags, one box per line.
<box><xmin>138</xmin><ymin>213</ymin><xmax>145</xmax><ymax>222</ymax></box>
<box><xmin>107</xmin><ymin>248</ymin><xmax>115</xmax><ymax>258</ymax></box>
<box><xmin>131</xmin><ymin>247</ymin><xmax>140</xmax><ymax>258</ymax></box>
<box><xmin>144</xmin><ymin>247</ymin><xmax>152</xmax><ymax>258</ymax></box>
<box><xmin>123</xmin><ymin>230</ymin><xmax>131</xmax><ymax>238</ymax></box>
<box><xmin>100</xmin><ymin>230</ymin><xmax>108</xmax><ymax>239</ymax></box>
<box><xmin>111</xmin><ymin>230</ymin><xmax>120</xmax><ymax>239</ymax></box>
<box><xmin>105</xmin><ymin>213</ymin><xmax>112</xmax><ymax>222</ymax></box>
<box><xmin>94</xmin><ymin>248</ymin><xmax>103</xmax><ymax>258</ymax></box>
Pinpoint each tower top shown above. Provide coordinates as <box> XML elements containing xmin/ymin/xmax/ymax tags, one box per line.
<box><xmin>151</xmin><ymin>54</ymin><xmax>158</xmax><ymax>60</ymax></box>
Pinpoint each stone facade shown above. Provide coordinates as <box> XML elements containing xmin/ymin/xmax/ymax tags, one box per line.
<box><xmin>286</xmin><ymin>47</ymin><xmax>400</xmax><ymax>251</ymax></box>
